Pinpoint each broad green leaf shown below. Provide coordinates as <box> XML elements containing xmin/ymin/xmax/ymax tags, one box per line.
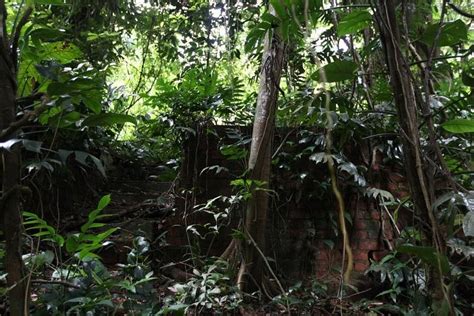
<box><xmin>442</xmin><ymin>119</ymin><xmax>474</xmax><ymax>133</ymax></box>
<box><xmin>97</xmin><ymin>194</ymin><xmax>111</xmax><ymax>211</ymax></box>
<box><xmin>88</xmin><ymin>154</ymin><xmax>106</xmax><ymax>178</ymax></box>
<box><xmin>73</xmin><ymin>151</ymin><xmax>106</xmax><ymax>177</ymax></box>
<box><xmin>97</xmin><ymin>300</ymin><xmax>114</xmax><ymax>308</ymax></box>
<box><xmin>420</xmin><ymin>19</ymin><xmax>468</xmax><ymax>47</ymax></box>
<box><xmin>40</xmin><ymin>42</ymin><xmax>82</xmax><ymax>64</ymax></box>
<box><xmin>66</xmin><ymin>235</ymin><xmax>79</xmax><ymax>253</ymax></box>
<box><xmin>463</xmin><ymin>211</ymin><xmax>474</xmax><ymax>237</ymax></box>
<box><xmin>81</xmin><ymin>90</ymin><xmax>103</xmax><ymax>114</ymax></box>
<box><xmin>261</xmin><ymin>12</ymin><xmax>280</xmax><ymax>26</ymax></box>
<box><xmin>74</xmin><ymin>151</ymin><xmax>90</xmax><ymax>166</ymax></box>
<box><xmin>82</xmin><ymin>113</ymin><xmax>137</xmax><ymax>127</ymax></box>
<box><xmin>245</xmin><ymin>27</ymin><xmax>267</xmax><ymax>53</ymax></box>
<box><xmin>0</xmin><ymin>139</ymin><xmax>22</xmax><ymax>151</ymax></box>
<box><xmin>59</xmin><ymin>111</ymin><xmax>81</xmax><ymax>127</ymax></box>
<box><xmin>337</xmin><ymin>10</ymin><xmax>372</xmax><ymax>36</ymax></box>
<box><xmin>365</xmin><ymin>187</ymin><xmax>395</xmax><ymax>201</ymax></box>
<box><xmin>270</xmin><ymin>0</ymin><xmax>287</xmax><ymax>20</ymax></box>
<box><xmin>309</xmin><ymin>152</ymin><xmax>328</xmax><ymax>164</ymax></box>
<box><xmin>27</xmin><ymin>250</ymin><xmax>55</xmax><ymax>267</ymax></box>
<box><xmin>35</xmin><ymin>63</ymin><xmax>61</xmax><ymax>81</ymax></box>
<box><xmin>462</xmin><ymin>68</ymin><xmax>474</xmax><ymax>87</ymax></box>
<box><xmin>313</xmin><ymin>60</ymin><xmax>358</xmax><ymax>82</ymax></box>
<box><xmin>397</xmin><ymin>244</ymin><xmax>450</xmax><ymax>274</ymax></box>
<box><xmin>29</xmin><ymin>28</ymin><xmax>66</xmax><ymax>42</ymax></box>
<box><xmin>47</xmin><ymin>80</ymin><xmax>103</xmax><ymax>114</ymax></box>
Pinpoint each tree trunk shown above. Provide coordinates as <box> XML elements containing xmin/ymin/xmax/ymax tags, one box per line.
<box><xmin>374</xmin><ymin>1</ymin><xmax>453</xmax><ymax>313</ymax></box>
<box><xmin>237</xmin><ymin>7</ymin><xmax>285</xmax><ymax>291</ymax></box>
<box><xmin>0</xmin><ymin>1</ymin><xmax>28</xmax><ymax>314</ymax></box>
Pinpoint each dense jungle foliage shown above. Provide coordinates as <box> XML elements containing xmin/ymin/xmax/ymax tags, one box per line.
<box><xmin>0</xmin><ymin>0</ymin><xmax>473</xmax><ymax>315</ymax></box>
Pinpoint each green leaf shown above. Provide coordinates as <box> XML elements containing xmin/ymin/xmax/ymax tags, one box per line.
<box><xmin>58</xmin><ymin>111</ymin><xmax>81</xmax><ymax>127</ymax></box>
<box><xmin>463</xmin><ymin>211</ymin><xmax>474</xmax><ymax>237</ymax></box>
<box><xmin>22</xmin><ymin>140</ymin><xmax>43</xmax><ymax>153</ymax></box>
<box><xmin>309</xmin><ymin>152</ymin><xmax>328</xmax><ymax>164</ymax></box>
<box><xmin>442</xmin><ymin>119</ymin><xmax>474</xmax><ymax>133</ymax></box>
<box><xmin>47</xmin><ymin>80</ymin><xmax>103</xmax><ymax>114</ymax></box>
<box><xmin>88</xmin><ymin>154</ymin><xmax>106</xmax><ymax>178</ymax></box>
<box><xmin>461</xmin><ymin>68</ymin><xmax>474</xmax><ymax>87</ymax></box>
<box><xmin>245</xmin><ymin>27</ymin><xmax>267</xmax><ymax>53</ymax></box>
<box><xmin>81</xmin><ymin>90</ymin><xmax>103</xmax><ymax>114</ymax></box>
<box><xmin>0</xmin><ymin>139</ymin><xmax>22</xmax><ymax>151</ymax></box>
<box><xmin>313</xmin><ymin>60</ymin><xmax>358</xmax><ymax>82</ymax></box>
<box><xmin>270</xmin><ymin>0</ymin><xmax>287</xmax><ymax>20</ymax></box>
<box><xmin>66</xmin><ymin>235</ymin><xmax>79</xmax><ymax>253</ymax></box>
<box><xmin>337</xmin><ymin>10</ymin><xmax>372</xmax><ymax>36</ymax></box>
<box><xmin>261</xmin><ymin>12</ymin><xmax>280</xmax><ymax>27</ymax></box>
<box><xmin>88</xmin><ymin>222</ymin><xmax>107</xmax><ymax>229</ymax></box>
<box><xmin>82</xmin><ymin>113</ymin><xmax>137</xmax><ymax>127</ymax></box>
<box><xmin>397</xmin><ymin>244</ymin><xmax>450</xmax><ymax>274</ymax></box>
<box><xmin>97</xmin><ymin>194</ymin><xmax>111</xmax><ymax>211</ymax></box>
<box><xmin>40</xmin><ymin>42</ymin><xmax>82</xmax><ymax>64</ymax></box>
<box><xmin>29</xmin><ymin>28</ymin><xmax>66</xmax><ymax>42</ymax></box>
<box><xmin>420</xmin><ymin>19</ymin><xmax>468</xmax><ymax>47</ymax></box>
<box><xmin>73</xmin><ymin>151</ymin><xmax>106</xmax><ymax>177</ymax></box>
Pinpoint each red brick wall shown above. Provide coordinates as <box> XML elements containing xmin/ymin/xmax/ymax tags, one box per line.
<box><xmin>164</xmin><ymin>124</ymin><xmax>400</xmax><ymax>280</ymax></box>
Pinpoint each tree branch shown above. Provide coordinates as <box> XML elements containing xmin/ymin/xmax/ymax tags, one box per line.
<box><xmin>10</xmin><ymin>6</ymin><xmax>32</xmax><ymax>68</ymax></box>
<box><xmin>0</xmin><ymin>101</ymin><xmax>48</xmax><ymax>142</ymax></box>
<box><xmin>16</xmin><ymin>92</ymin><xmax>44</xmax><ymax>108</ymax></box>
<box><xmin>448</xmin><ymin>1</ymin><xmax>474</xmax><ymax>18</ymax></box>
<box><xmin>31</xmin><ymin>279</ymin><xmax>82</xmax><ymax>289</ymax></box>
<box><xmin>0</xmin><ymin>0</ymin><xmax>8</xmax><ymax>47</ymax></box>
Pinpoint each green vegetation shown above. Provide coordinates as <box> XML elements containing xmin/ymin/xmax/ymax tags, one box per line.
<box><xmin>0</xmin><ymin>0</ymin><xmax>473</xmax><ymax>314</ymax></box>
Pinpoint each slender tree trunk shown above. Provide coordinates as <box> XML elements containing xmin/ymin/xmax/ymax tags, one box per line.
<box><xmin>237</xmin><ymin>7</ymin><xmax>285</xmax><ymax>291</ymax></box>
<box><xmin>0</xmin><ymin>2</ymin><xmax>28</xmax><ymax>314</ymax></box>
<box><xmin>374</xmin><ymin>1</ymin><xmax>453</xmax><ymax>313</ymax></box>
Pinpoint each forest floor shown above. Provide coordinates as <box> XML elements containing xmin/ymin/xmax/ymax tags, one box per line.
<box><xmin>46</xmin><ymin>160</ymin><xmax>388</xmax><ymax>315</ymax></box>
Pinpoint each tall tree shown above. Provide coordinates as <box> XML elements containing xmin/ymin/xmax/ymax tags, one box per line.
<box><xmin>237</xmin><ymin>5</ymin><xmax>285</xmax><ymax>290</ymax></box>
<box><xmin>374</xmin><ymin>1</ymin><xmax>453</xmax><ymax>313</ymax></box>
<box><xmin>0</xmin><ymin>2</ymin><xmax>32</xmax><ymax>314</ymax></box>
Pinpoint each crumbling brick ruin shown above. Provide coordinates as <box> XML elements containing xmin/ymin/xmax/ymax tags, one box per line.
<box><xmin>162</xmin><ymin>125</ymin><xmax>406</xmax><ymax>280</ymax></box>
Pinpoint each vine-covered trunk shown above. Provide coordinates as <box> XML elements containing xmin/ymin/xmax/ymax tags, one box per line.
<box><xmin>237</xmin><ymin>7</ymin><xmax>285</xmax><ymax>291</ymax></box>
<box><xmin>0</xmin><ymin>2</ymin><xmax>28</xmax><ymax>314</ymax></box>
<box><xmin>374</xmin><ymin>1</ymin><xmax>453</xmax><ymax>313</ymax></box>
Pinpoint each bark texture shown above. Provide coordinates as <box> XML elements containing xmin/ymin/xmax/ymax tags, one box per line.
<box><xmin>238</xmin><ymin>11</ymin><xmax>285</xmax><ymax>290</ymax></box>
<box><xmin>0</xmin><ymin>1</ymin><xmax>28</xmax><ymax>314</ymax></box>
<box><xmin>374</xmin><ymin>1</ymin><xmax>452</xmax><ymax>313</ymax></box>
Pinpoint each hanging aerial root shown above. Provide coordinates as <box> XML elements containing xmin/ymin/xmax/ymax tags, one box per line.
<box><xmin>327</xmin><ymin>155</ymin><xmax>353</xmax><ymax>284</ymax></box>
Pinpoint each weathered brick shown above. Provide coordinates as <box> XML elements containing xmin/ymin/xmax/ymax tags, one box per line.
<box><xmin>384</xmin><ymin>227</ymin><xmax>394</xmax><ymax>239</ymax></box>
<box><xmin>371</xmin><ymin>211</ymin><xmax>381</xmax><ymax>220</ymax></box>
<box><xmin>354</xmin><ymin>230</ymin><xmax>368</xmax><ymax>239</ymax></box>
<box><xmin>179</xmin><ymin>125</ymin><xmax>401</xmax><ymax>276</ymax></box>
<box><xmin>289</xmin><ymin>207</ymin><xmax>310</xmax><ymax>219</ymax></box>
<box><xmin>355</xmin><ymin>210</ymin><xmax>370</xmax><ymax>219</ymax></box>
<box><xmin>355</xmin><ymin>220</ymin><xmax>367</xmax><ymax>229</ymax></box>
<box><xmin>351</xmin><ymin>240</ymin><xmax>358</xmax><ymax>248</ymax></box>
<box><xmin>354</xmin><ymin>261</ymin><xmax>370</xmax><ymax>272</ymax></box>
<box><xmin>316</xmin><ymin>250</ymin><xmax>330</xmax><ymax>261</ymax></box>
<box><xmin>367</xmin><ymin>228</ymin><xmax>380</xmax><ymax>238</ymax></box>
<box><xmin>353</xmin><ymin>251</ymin><xmax>369</xmax><ymax>261</ymax></box>
<box><xmin>358</xmin><ymin>239</ymin><xmax>379</xmax><ymax>250</ymax></box>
